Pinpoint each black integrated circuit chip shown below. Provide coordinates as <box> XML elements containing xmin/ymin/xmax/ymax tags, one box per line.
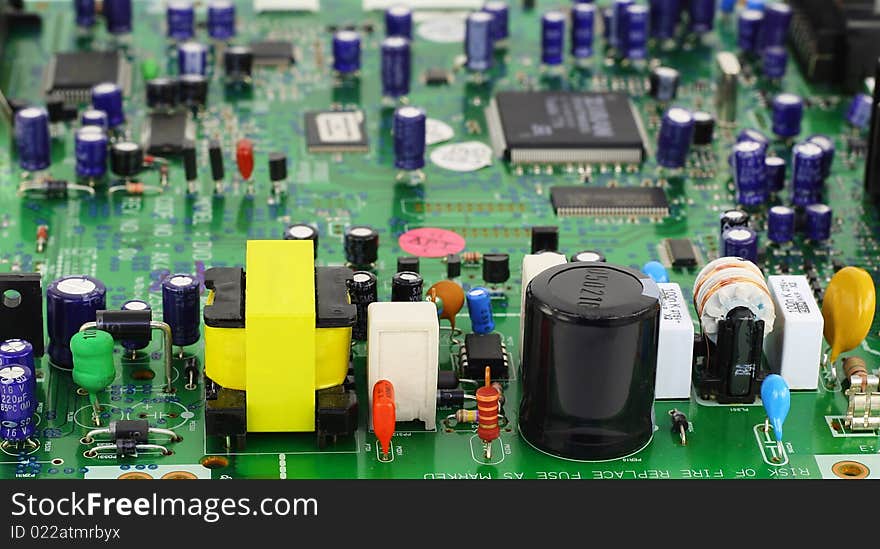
<box><xmin>550</xmin><ymin>186</ymin><xmax>669</xmax><ymax>217</ymax></box>
<box><xmin>461</xmin><ymin>333</ymin><xmax>508</xmax><ymax>379</ymax></box>
<box><xmin>304</xmin><ymin>110</ymin><xmax>369</xmax><ymax>152</ymax></box>
<box><xmin>44</xmin><ymin>51</ymin><xmax>129</xmax><ymax>102</ymax></box>
<box><xmin>143</xmin><ymin>111</ymin><xmax>192</xmax><ymax>156</ymax></box>
<box><xmin>485</xmin><ymin>91</ymin><xmax>649</xmax><ymax>164</ymax></box>
<box><xmin>664</xmin><ymin>238</ymin><xmax>699</xmax><ymax>268</ymax></box>
<box><xmin>249</xmin><ymin>40</ymin><xmax>295</xmax><ymax>65</ymax></box>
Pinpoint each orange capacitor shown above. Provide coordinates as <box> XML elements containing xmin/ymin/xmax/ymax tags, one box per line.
<box><xmin>427</xmin><ymin>280</ymin><xmax>465</xmax><ymax>329</ymax></box>
<box><xmin>372</xmin><ymin>379</ymin><xmax>396</xmax><ymax>457</ymax></box>
<box><xmin>476</xmin><ymin>367</ymin><xmax>500</xmax><ymax>458</ymax></box>
<box><xmin>236</xmin><ymin>138</ymin><xmax>255</xmax><ymax>180</ymax></box>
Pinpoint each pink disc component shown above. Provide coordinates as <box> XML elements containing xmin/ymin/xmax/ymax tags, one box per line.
<box><xmin>398</xmin><ymin>228</ymin><xmax>466</xmax><ymax>258</ymax></box>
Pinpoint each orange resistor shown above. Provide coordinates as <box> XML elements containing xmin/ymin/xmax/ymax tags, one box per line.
<box><xmin>462</xmin><ymin>251</ymin><xmax>482</xmax><ymax>264</ymax></box>
<box><xmin>36</xmin><ymin>224</ymin><xmax>48</xmax><ymax>253</ymax></box>
<box><xmin>372</xmin><ymin>380</ymin><xmax>396</xmax><ymax>458</ymax></box>
<box><xmin>476</xmin><ymin>367</ymin><xmax>500</xmax><ymax>459</ymax></box>
<box><xmin>455</xmin><ymin>409</ymin><xmax>478</xmax><ymax>423</ymax></box>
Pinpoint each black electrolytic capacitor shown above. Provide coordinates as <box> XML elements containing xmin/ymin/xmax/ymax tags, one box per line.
<box><xmin>348</xmin><ymin>271</ymin><xmax>377</xmax><ymax>341</ymax></box>
<box><xmin>397</xmin><ymin>256</ymin><xmax>420</xmax><ymax>274</ymax></box>
<box><xmin>183</xmin><ymin>141</ymin><xmax>198</xmax><ymax>181</ymax></box>
<box><xmin>269</xmin><ymin>152</ymin><xmax>287</xmax><ymax>182</ymax></box>
<box><xmin>179</xmin><ymin>74</ymin><xmax>208</xmax><ymax>107</ymax></box>
<box><xmin>720</xmin><ymin>209</ymin><xmax>750</xmax><ymax>234</ymax></box>
<box><xmin>570</xmin><ymin>250</ymin><xmax>606</xmax><ymax>263</ymax></box>
<box><xmin>531</xmin><ymin>226</ymin><xmax>559</xmax><ymax>253</ymax></box>
<box><xmin>146</xmin><ymin>77</ymin><xmax>180</xmax><ymax>110</ymax></box>
<box><xmin>692</xmin><ymin>111</ymin><xmax>715</xmax><ymax>146</ymax></box>
<box><xmin>446</xmin><ymin>253</ymin><xmax>461</xmax><ymax>278</ymax></box>
<box><xmin>209</xmin><ymin>140</ymin><xmax>224</xmax><ymax>181</ymax></box>
<box><xmin>224</xmin><ymin>46</ymin><xmax>254</xmax><ymax>81</ymax></box>
<box><xmin>344</xmin><ymin>225</ymin><xmax>379</xmax><ymax>266</ymax></box>
<box><xmin>482</xmin><ymin>253</ymin><xmax>510</xmax><ymax>284</ymax></box>
<box><xmin>391</xmin><ymin>271</ymin><xmax>423</xmax><ymax>302</ymax></box>
<box><xmin>283</xmin><ymin>223</ymin><xmax>318</xmax><ymax>253</ymax></box>
<box><xmin>110</xmin><ymin>142</ymin><xmax>144</xmax><ymax>177</ymax></box>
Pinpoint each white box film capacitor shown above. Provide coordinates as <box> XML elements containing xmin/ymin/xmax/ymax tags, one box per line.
<box><xmin>656</xmin><ymin>283</ymin><xmax>694</xmax><ymax>399</ymax></box>
<box><xmin>367</xmin><ymin>301</ymin><xmax>439</xmax><ymax>430</ymax></box>
<box><xmin>519</xmin><ymin>253</ymin><xmax>567</xmax><ymax>362</ymax></box>
<box><xmin>764</xmin><ymin>275</ymin><xmax>824</xmax><ymax>390</ymax></box>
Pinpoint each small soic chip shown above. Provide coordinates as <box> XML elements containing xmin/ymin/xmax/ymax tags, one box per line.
<box><xmin>550</xmin><ymin>186</ymin><xmax>669</xmax><ymax>217</ymax></box>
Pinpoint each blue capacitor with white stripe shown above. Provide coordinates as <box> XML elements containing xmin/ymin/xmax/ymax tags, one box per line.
<box><xmin>121</xmin><ymin>300</ymin><xmax>151</xmax><ymax>353</ymax></box>
<box><xmin>166</xmin><ymin>1</ymin><xmax>194</xmax><ymax>40</ymax></box>
<box><xmin>0</xmin><ymin>340</ymin><xmax>34</xmax><ymax>373</ymax></box>
<box><xmin>0</xmin><ymin>364</ymin><xmax>35</xmax><ymax>443</ymax></box>
<box><xmin>571</xmin><ymin>3</ymin><xmax>595</xmax><ymax>60</ymax></box>
<box><xmin>385</xmin><ymin>5</ymin><xmax>412</xmax><ymax>38</ymax></box>
<box><xmin>104</xmin><ymin>0</ymin><xmax>132</xmax><ymax>35</ymax></box>
<box><xmin>14</xmin><ymin>107</ymin><xmax>51</xmax><ymax>172</ymax></box>
<box><xmin>657</xmin><ymin>106</ymin><xmax>695</xmax><ymax>169</ymax></box>
<box><xmin>611</xmin><ymin>0</ymin><xmax>633</xmax><ymax>49</ymax></box>
<box><xmin>722</xmin><ymin>227</ymin><xmax>759</xmax><ymax>262</ymax></box>
<box><xmin>483</xmin><ymin>1</ymin><xmax>509</xmax><ymax>44</ymax></box>
<box><xmin>765</xmin><ymin>156</ymin><xmax>786</xmax><ymax>192</ymax></box>
<box><xmin>762</xmin><ymin>46</ymin><xmax>787</xmax><ymax>79</ymax></box>
<box><xmin>733</xmin><ymin>140</ymin><xmax>767</xmax><ymax>206</ymax></box>
<box><xmin>602</xmin><ymin>8</ymin><xmax>613</xmax><ymax>43</ymax></box>
<box><xmin>650</xmin><ymin>67</ymin><xmax>680</xmax><ymax>101</ymax></box>
<box><xmin>207</xmin><ymin>0</ymin><xmax>236</xmax><ymax>40</ymax></box>
<box><xmin>737</xmin><ymin>9</ymin><xmax>763</xmax><ymax>52</ymax></box>
<box><xmin>46</xmin><ymin>275</ymin><xmax>106</xmax><ymax>369</ymax></box>
<box><xmin>791</xmin><ymin>141</ymin><xmax>824</xmax><ymax>206</ymax></box>
<box><xmin>465</xmin><ymin>11</ymin><xmax>494</xmax><ymax>72</ymax></box>
<box><xmin>771</xmin><ymin>93</ymin><xmax>803</xmax><ymax>138</ymax></box>
<box><xmin>381</xmin><ymin>36</ymin><xmax>411</xmax><ymax>99</ymax></box>
<box><xmin>466</xmin><ymin>287</ymin><xmax>495</xmax><ymax>334</ymax></box>
<box><xmin>737</xmin><ymin>128</ymin><xmax>770</xmax><ymax>154</ymax></box>
<box><xmin>178</xmin><ymin>42</ymin><xmax>208</xmax><ymax>76</ymax></box>
<box><xmin>333</xmin><ymin>30</ymin><xmax>361</xmax><ymax>74</ymax></box>
<box><xmin>847</xmin><ymin>93</ymin><xmax>873</xmax><ymax>129</ymax></box>
<box><xmin>689</xmin><ymin>0</ymin><xmax>715</xmax><ymax>34</ymax></box>
<box><xmin>91</xmin><ymin>83</ymin><xmax>125</xmax><ymax>128</ymax></box>
<box><xmin>760</xmin><ymin>2</ymin><xmax>792</xmax><ymax>49</ymax></box>
<box><xmin>75</xmin><ymin>126</ymin><xmax>108</xmax><ymax>180</ymax></box>
<box><xmin>650</xmin><ymin>0</ymin><xmax>681</xmax><ymax>40</ymax></box>
<box><xmin>807</xmin><ymin>134</ymin><xmax>835</xmax><ymax>179</ymax></box>
<box><xmin>74</xmin><ymin>0</ymin><xmax>96</xmax><ymax>27</ymax></box>
<box><xmin>162</xmin><ymin>274</ymin><xmax>201</xmax><ymax>348</ymax></box>
<box><xmin>80</xmin><ymin>109</ymin><xmax>108</xmax><ymax>131</ymax></box>
<box><xmin>804</xmin><ymin>204</ymin><xmax>832</xmax><ymax>241</ymax></box>
<box><xmin>393</xmin><ymin>106</ymin><xmax>426</xmax><ymax>171</ymax></box>
<box><xmin>541</xmin><ymin>11</ymin><xmax>566</xmax><ymax>66</ymax></box>
<box><xmin>625</xmin><ymin>4</ymin><xmax>648</xmax><ymax>60</ymax></box>
<box><xmin>767</xmin><ymin>205</ymin><xmax>795</xmax><ymax>243</ymax></box>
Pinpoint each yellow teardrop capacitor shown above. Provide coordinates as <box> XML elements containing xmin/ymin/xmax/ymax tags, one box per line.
<box><xmin>822</xmin><ymin>266</ymin><xmax>876</xmax><ymax>363</ymax></box>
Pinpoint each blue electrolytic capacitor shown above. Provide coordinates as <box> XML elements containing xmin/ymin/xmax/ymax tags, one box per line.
<box><xmin>381</xmin><ymin>37</ymin><xmax>411</xmax><ymax>99</ymax></box>
<box><xmin>541</xmin><ymin>11</ymin><xmax>566</xmax><ymax>66</ymax></box>
<box><xmin>465</xmin><ymin>11</ymin><xmax>494</xmax><ymax>72</ymax></box>
<box><xmin>333</xmin><ymin>30</ymin><xmax>361</xmax><ymax>74</ymax></box>
<box><xmin>771</xmin><ymin>93</ymin><xmax>803</xmax><ymax>138</ymax></box>
<box><xmin>81</xmin><ymin>108</ymin><xmax>108</xmax><ymax>131</ymax></box>
<box><xmin>385</xmin><ymin>5</ymin><xmax>413</xmax><ymax>38</ymax></box>
<box><xmin>393</xmin><ymin>106</ymin><xmax>426</xmax><ymax>171</ymax></box>
<box><xmin>0</xmin><ymin>340</ymin><xmax>36</xmax><ymax>397</ymax></box>
<box><xmin>602</xmin><ymin>8</ymin><xmax>613</xmax><ymax>43</ymax></box>
<box><xmin>46</xmin><ymin>275</ymin><xmax>106</xmax><ymax>369</ymax></box>
<box><xmin>650</xmin><ymin>0</ymin><xmax>681</xmax><ymax>40</ymax></box>
<box><xmin>689</xmin><ymin>0</ymin><xmax>715</xmax><ymax>34</ymax></box>
<box><xmin>178</xmin><ymin>42</ymin><xmax>208</xmax><ymax>76</ymax></box>
<box><xmin>121</xmin><ymin>300</ymin><xmax>151</xmax><ymax>353</ymax></box>
<box><xmin>14</xmin><ymin>107</ymin><xmax>51</xmax><ymax>172</ymax></box>
<box><xmin>625</xmin><ymin>5</ymin><xmax>648</xmax><ymax>60</ymax></box>
<box><xmin>760</xmin><ymin>374</ymin><xmax>790</xmax><ymax>447</ymax></box>
<box><xmin>791</xmin><ymin>141</ymin><xmax>824</xmax><ymax>206</ymax></box>
<box><xmin>804</xmin><ymin>203</ymin><xmax>832</xmax><ymax>241</ymax></box>
<box><xmin>104</xmin><ymin>0</ymin><xmax>132</xmax><ymax>35</ymax></box>
<box><xmin>162</xmin><ymin>274</ymin><xmax>201</xmax><ymax>348</ymax></box>
<box><xmin>650</xmin><ymin>67</ymin><xmax>680</xmax><ymax>102</ymax></box>
<box><xmin>746</xmin><ymin>0</ymin><xmax>765</xmax><ymax>9</ymax></box>
<box><xmin>74</xmin><ymin>126</ymin><xmax>108</xmax><ymax>180</ymax></box>
<box><xmin>91</xmin><ymin>83</ymin><xmax>125</xmax><ymax>128</ymax></box>
<box><xmin>846</xmin><ymin>93</ymin><xmax>873</xmax><ymax>129</ymax></box>
<box><xmin>74</xmin><ymin>0</ymin><xmax>96</xmax><ymax>27</ymax></box>
<box><xmin>807</xmin><ymin>134</ymin><xmax>835</xmax><ymax>179</ymax></box>
<box><xmin>483</xmin><ymin>1</ymin><xmax>510</xmax><ymax>44</ymax></box>
<box><xmin>762</xmin><ymin>46</ymin><xmax>787</xmax><ymax>80</ymax></box>
<box><xmin>722</xmin><ymin>226</ymin><xmax>759</xmax><ymax>263</ymax></box>
<box><xmin>657</xmin><ymin>106</ymin><xmax>695</xmax><ymax>169</ymax></box>
<box><xmin>611</xmin><ymin>0</ymin><xmax>633</xmax><ymax>49</ymax></box>
<box><xmin>737</xmin><ymin>9</ymin><xmax>763</xmax><ymax>52</ymax></box>
<box><xmin>642</xmin><ymin>261</ymin><xmax>669</xmax><ymax>283</ymax></box>
<box><xmin>733</xmin><ymin>140</ymin><xmax>767</xmax><ymax>206</ymax></box>
<box><xmin>720</xmin><ymin>0</ymin><xmax>737</xmax><ymax>13</ymax></box>
<box><xmin>571</xmin><ymin>3</ymin><xmax>595</xmax><ymax>60</ymax></box>
<box><xmin>737</xmin><ymin>128</ymin><xmax>770</xmax><ymax>154</ymax></box>
<box><xmin>466</xmin><ymin>287</ymin><xmax>495</xmax><ymax>334</ymax></box>
<box><xmin>166</xmin><ymin>0</ymin><xmax>195</xmax><ymax>41</ymax></box>
<box><xmin>207</xmin><ymin>0</ymin><xmax>236</xmax><ymax>40</ymax></box>
<box><xmin>765</xmin><ymin>155</ymin><xmax>786</xmax><ymax>192</ymax></box>
<box><xmin>0</xmin><ymin>364</ymin><xmax>35</xmax><ymax>442</ymax></box>
<box><xmin>760</xmin><ymin>2</ymin><xmax>792</xmax><ymax>49</ymax></box>
<box><xmin>767</xmin><ymin>205</ymin><xmax>795</xmax><ymax>243</ymax></box>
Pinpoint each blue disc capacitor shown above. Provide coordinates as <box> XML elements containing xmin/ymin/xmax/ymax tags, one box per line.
<box><xmin>465</xmin><ymin>11</ymin><xmax>493</xmax><ymax>72</ymax></box>
<box><xmin>791</xmin><ymin>141</ymin><xmax>824</xmax><ymax>206</ymax></box>
<box><xmin>74</xmin><ymin>0</ymin><xmax>96</xmax><ymax>27</ymax></box>
<box><xmin>162</xmin><ymin>274</ymin><xmax>201</xmax><ymax>348</ymax></box>
<box><xmin>80</xmin><ymin>108</ymin><xmax>108</xmax><ymax>131</ymax></box>
<box><xmin>483</xmin><ymin>1</ymin><xmax>509</xmax><ymax>44</ymax></box>
<box><xmin>689</xmin><ymin>0</ymin><xmax>715</xmax><ymax>34</ymax></box>
<box><xmin>207</xmin><ymin>0</ymin><xmax>236</xmax><ymax>40</ymax></box>
<box><xmin>610</xmin><ymin>0</ymin><xmax>633</xmax><ymax>50</ymax></box>
<box><xmin>737</xmin><ymin>9</ymin><xmax>763</xmax><ymax>52</ymax></box>
<box><xmin>121</xmin><ymin>300</ymin><xmax>151</xmax><ymax>353</ymax></box>
<box><xmin>333</xmin><ymin>30</ymin><xmax>361</xmax><ymax>74</ymax></box>
<box><xmin>733</xmin><ymin>140</ymin><xmax>767</xmax><ymax>206</ymax></box>
<box><xmin>650</xmin><ymin>0</ymin><xmax>681</xmax><ymax>41</ymax></box>
<box><xmin>807</xmin><ymin>134</ymin><xmax>835</xmax><ymax>178</ymax></box>
<box><xmin>571</xmin><ymin>3</ymin><xmax>595</xmax><ymax>60</ymax></box>
<box><xmin>385</xmin><ymin>5</ymin><xmax>412</xmax><ymax>38</ymax></box>
<box><xmin>393</xmin><ymin>106</ymin><xmax>426</xmax><ymax>171</ymax></box>
<box><xmin>104</xmin><ymin>0</ymin><xmax>132</xmax><ymax>35</ymax></box>
<box><xmin>846</xmin><ymin>93</ymin><xmax>873</xmax><ymax>129</ymax></box>
<box><xmin>760</xmin><ymin>2</ymin><xmax>792</xmax><ymax>49</ymax></box>
<box><xmin>765</xmin><ymin>155</ymin><xmax>786</xmax><ymax>192</ymax></box>
<box><xmin>46</xmin><ymin>275</ymin><xmax>106</xmax><ymax>369</ymax></box>
<box><xmin>74</xmin><ymin>126</ymin><xmax>108</xmax><ymax>180</ymax></box>
<box><xmin>767</xmin><ymin>205</ymin><xmax>795</xmax><ymax>243</ymax></box>
<box><xmin>91</xmin><ymin>83</ymin><xmax>125</xmax><ymax>128</ymax></box>
<box><xmin>14</xmin><ymin>107</ymin><xmax>50</xmax><ymax>172</ymax></box>
<box><xmin>657</xmin><ymin>106</ymin><xmax>695</xmax><ymax>169</ymax></box>
<box><xmin>624</xmin><ymin>5</ymin><xmax>648</xmax><ymax>60</ymax></box>
<box><xmin>541</xmin><ymin>11</ymin><xmax>566</xmax><ymax>66</ymax></box>
<box><xmin>178</xmin><ymin>41</ymin><xmax>208</xmax><ymax>76</ymax></box>
<box><xmin>0</xmin><ymin>364</ymin><xmax>35</xmax><ymax>442</ymax></box>
<box><xmin>381</xmin><ymin>36</ymin><xmax>411</xmax><ymax>99</ymax></box>
<box><xmin>642</xmin><ymin>261</ymin><xmax>669</xmax><ymax>283</ymax></box>
<box><xmin>804</xmin><ymin>203</ymin><xmax>832</xmax><ymax>241</ymax></box>
<box><xmin>771</xmin><ymin>93</ymin><xmax>803</xmax><ymax>138</ymax></box>
<box><xmin>466</xmin><ymin>287</ymin><xmax>495</xmax><ymax>334</ymax></box>
<box><xmin>762</xmin><ymin>46</ymin><xmax>787</xmax><ymax>80</ymax></box>
<box><xmin>166</xmin><ymin>0</ymin><xmax>195</xmax><ymax>41</ymax></box>
<box><xmin>722</xmin><ymin>226</ymin><xmax>759</xmax><ymax>263</ymax></box>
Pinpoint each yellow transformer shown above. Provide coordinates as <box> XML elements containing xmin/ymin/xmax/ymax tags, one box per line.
<box><xmin>202</xmin><ymin>240</ymin><xmax>355</xmax><ymax>433</ymax></box>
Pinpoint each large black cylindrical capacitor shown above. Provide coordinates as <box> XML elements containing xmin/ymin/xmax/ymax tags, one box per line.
<box><xmin>146</xmin><ymin>77</ymin><xmax>180</xmax><ymax>110</ymax></box>
<box><xmin>344</xmin><ymin>225</ymin><xmax>379</xmax><ymax>266</ymax></box>
<box><xmin>161</xmin><ymin>273</ymin><xmax>201</xmax><ymax>347</ymax></box>
<box><xmin>520</xmin><ymin>263</ymin><xmax>661</xmax><ymax>461</ymax></box>
<box><xmin>224</xmin><ymin>45</ymin><xmax>253</xmax><ymax>81</ymax></box>
<box><xmin>110</xmin><ymin>141</ymin><xmax>144</xmax><ymax>177</ymax></box>
<box><xmin>391</xmin><ymin>271</ymin><xmax>423</xmax><ymax>302</ymax></box>
<box><xmin>179</xmin><ymin>74</ymin><xmax>208</xmax><ymax>107</ymax></box>
<box><xmin>482</xmin><ymin>253</ymin><xmax>510</xmax><ymax>283</ymax></box>
<box><xmin>283</xmin><ymin>223</ymin><xmax>318</xmax><ymax>254</ymax></box>
<box><xmin>349</xmin><ymin>271</ymin><xmax>377</xmax><ymax>341</ymax></box>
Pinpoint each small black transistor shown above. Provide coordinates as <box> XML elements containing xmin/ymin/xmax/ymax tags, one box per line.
<box><xmin>531</xmin><ymin>226</ymin><xmax>559</xmax><ymax>253</ymax></box>
<box><xmin>397</xmin><ymin>256</ymin><xmax>420</xmax><ymax>274</ymax></box>
<box><xmin>446</xmin><ymin>253</ymin><xmax>461</xmax><ymax>278</ymax></box>
<box><xmin>268</xmin><ymin>152</ymin><xmax>287</xmax><ymax>182</ymax></box>
<box><xmin>482</xmin><ymin>253</ymin><xmax>510</xmax><ymax>284</ymax></box>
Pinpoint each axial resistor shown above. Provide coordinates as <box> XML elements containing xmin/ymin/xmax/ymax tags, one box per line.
<box><xmin>476</xmin><ymin>367</ymin><xmax>501</xmax><ymax>449</ymax></box>
<box><xmin>455</xmin><ymin>409</ymin><xmax>478</xmax><ymax>423</ymax></box>
<box><xmin>462</xmin><ymin>251</ymin><xmax>482</xmax><ymax>264</ymax></box>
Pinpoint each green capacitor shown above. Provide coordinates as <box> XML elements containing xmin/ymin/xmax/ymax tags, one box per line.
<box><xmin>71</xmin><ymin>329</ymin><xmax>116</xmax><ymax>402</ymax></box>
<box><xmin>141</xmin><ymin>58</ymin><xmax>160</xmax><ymax>82</ymax></box>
